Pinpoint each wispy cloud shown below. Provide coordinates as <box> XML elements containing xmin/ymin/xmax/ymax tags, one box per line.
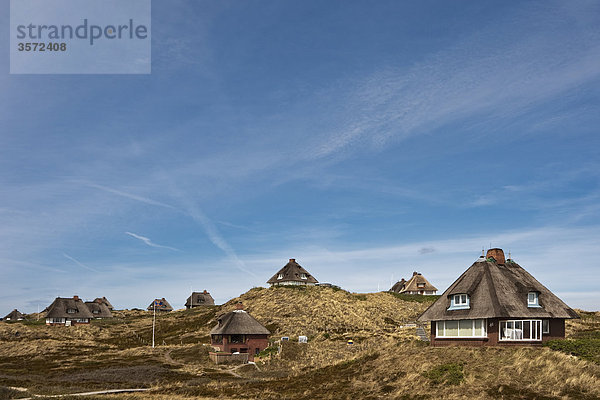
<box><xmin>125</xmin><ymin>232</ymin><xmax>179</xmax><ymax>251</ymax></box>
<box><xmin>85</xmin><ymin>183</ymin><xmax>177</xmax><ymax>210</ymax></box>
<box><xmin>63</xmin><ymin>253</ymin><xmax>99</xmax><ymax>273</ymax></box>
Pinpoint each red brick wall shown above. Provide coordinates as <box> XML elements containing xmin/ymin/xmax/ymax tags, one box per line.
<box><xmin>211</xmin><ymin>334</ymin><xmax>269</xmax><ymax>361</ymax></box>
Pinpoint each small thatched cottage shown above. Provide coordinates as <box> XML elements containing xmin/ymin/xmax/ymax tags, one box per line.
<box><xmin>186</xmin><ymin>290</ymin><xmax>215</xmax><ymax>309</ymax></box>
<box><xmin>84</xmin><ymin>300</ymin><xmax>113</xmax><ymax>319</ymax></box>
<box><xmin>390</xmin><ymin>272</ymin><xmax>438</xmax><ymax>295</ymax></box>
<box><xmin>3</xmin><ymin>309</ymin><xmax>25</xmax><ymax>321</ymax></box>
<box><xmin>210</xmin><ymin>303</ymin><xmax>270</xmax><ymax>362</ymax></box>
<box><xmin>93</xmin><ymin>297</ymin><xmax>114</xmax><ymax>311</ymax></box>
<box><xmin>418</xmin><ymin>248</ymin><xmax>579</xmax><ymax>346</ymax></box>
<box><xmin>147</xmin><ymin>298</ymin><xmax>173</xmax><ymax>312</ymax></box>
<box><xmin>267</xmin><ymin>258</ymin><xmax>318</xmax><ymax>286</ymax></box>
<box><xmin>45</xmin><ymin>296</ymin><xmax>94</xmax><ymax>325</ymax></box>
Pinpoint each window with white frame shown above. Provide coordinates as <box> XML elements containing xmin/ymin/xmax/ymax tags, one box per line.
<box><xmin>499</xmin><ymin>320</ymin><xmax>542</xmax><ymax>341</ymax></box>
<box><xmin>417</xmin><ymin>283</ymin><xmax>425</xmax><ymax>288</ymax></box>
<box><xmin>66</xmin><ymin>308</ymin><xmax>77</xmax><ymax>314</ymax></box>
<box><xmin>436</xmin><ymin>319</ymin><xmax>486</xmax><ymax>338</ymax></box>
<box><xmin>527</xmin><ymin>292</ymin><xmax>540</xmax><ymax>307</ymax></box>
<box><xmin>277</xmin><ymin>274</ymin><xmax>283</xmax><ymax>280</ymax></box>
<box><xmin>448</xmin><ymin>294</ymin><xmax>470</xmax><ymax>310</ymax></box>
<box><xmin>300</xmin><ymin>273</ymin><xmax>307</xmax><ymax>279</ymax></box>
<box><xmin>542</xmin><ymin>319</ymin><xmax>550</xmax><ymax>334</ymax></box>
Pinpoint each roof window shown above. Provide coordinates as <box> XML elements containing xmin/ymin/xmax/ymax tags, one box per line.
<box><xmin>277</xmin><ymin>273</ymin><xmax>283</xmax><ymax>280</ymax></box>
<box><xmin>528</xmin><ymin>292</ymin><xmax>541</xmax><ymax>308</ymax></box>
<box><xmin>448</xmin><ymin>294</ymin><xmax>470</xmax><ymax>310</ymax></box>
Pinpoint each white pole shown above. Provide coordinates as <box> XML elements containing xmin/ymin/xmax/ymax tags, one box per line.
<box><xmin>152</xmin><ymin>301</ymin><xmax>156</xmax><ymax>348</ymax></box>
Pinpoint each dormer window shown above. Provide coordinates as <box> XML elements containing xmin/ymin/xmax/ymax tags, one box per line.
<box><xmin>66</xmin><ymin>308</ymin><xmax>77</xmax><ymax>314</ymax></box>
<box><xmin>92</xmin><ymin>310</ymin><xmax>100</xmax><ymax>314</ymax></box>
<box><xmin>277</xmin><ymin>274</ymin><xmax>283</xmax><ymax>280</ymax></box>
<box><xmin>300</xmin><ymin>273</ymin><xmax>307</xmax><ymax>279</ymax></box>
<box><xmin>448</xmin><ymin>294</ymin><xmax>470</xmax><ymax>310</ymax></box>
<box><xmin>417</xmin><ymin>283</ymin><xmax>425</xmax><ymax>288</ymax></box>
<box><xmin>528</xmin><ymin>292</ymin><xmax>540</xmax><ymax>307</ymax></box>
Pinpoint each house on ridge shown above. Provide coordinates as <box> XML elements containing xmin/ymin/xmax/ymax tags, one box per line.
<box><xmin>418</xmin><ymin>248</ymin><xmax>579</xmax><ymax>346</ymax></box>
<box><xmin>85</xmin><ymin>299</ymin><xmax>113</xmax><ymax>319</ymax></box>
<box><xmin>93</xmin><ymin>297</ymin><xmax>114</xmax><ymax>311</ymax></box>
<box><xmin>391</xmin><ymin>272</ymin><xmax>438</xmax><ymax>295</ymax></box>
<box><xmin>147</xmin><ymin>298</ymin><xmax>173</xmax><ymax>312</ymax></box>
<box><xmin>3</xmin><ymin>309</ymin><xmax>25</xmax><ymax>321</ymax></box>
<box><xmin>186</xmin><ymin>290</ymin><xmax>215</xmax><ymax>308</ymax></box>
<box><xmin>267</xmin><ymin>259</ymin><xmax>318</xmax><ymax>286</ymax></box>
<box><xmin>45</xmin><ymin>296</ymin><xmax>93</xmax><ymax>325</ymax></box>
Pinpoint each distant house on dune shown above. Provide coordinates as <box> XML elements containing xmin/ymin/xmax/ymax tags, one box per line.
<box><xmin>418</xmin><ymin>248</ymin><xmax>579</xmax><ymax>346</ymax></box>
<box><xmin>186</xmin><ymin>290</ymin><xmax>215</xmax><ymax>309</ymax></box>
<box><xmin>267</xmin><ymin>259</ymin><xmax>318</xmax><ymax>286</ymax></box>
<box><xmin>93</xmin><ymin>297</ymin><xmax>114</xmax><ymax>311</ymax></box>
<box><xmin>45</xmin><ymin>296</ymin><xmax>93</xmax><ymax>325</ymax></box>
<box><xmin>3</xmin><ymin>309</ymin><xmax>25</xmax><ymax>321</ymax></box>
<box><xmin>147</xmin><ymin>298</ymin><xmax>173</xmax><ymax>312</ymax></box>
<box><xmin>85</xmin><ymin>300</ymin><xmax>113</xmax><ymax>319</ymax></box>
<box><xmin>390</xmin><ymin>272</ymin><xmax>437</xmax><ymax>295</ymax></box>
<box><xmin>210</xmin><ymin>302</ymin><xmax>270</xmax><ymax>363</ymax></box>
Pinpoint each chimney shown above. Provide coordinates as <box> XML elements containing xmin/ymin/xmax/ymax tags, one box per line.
<box><xmin>235</xmin><ymin>302</ymin><xmax>244</xmax><ymax>310</ymax></box>
<box><xmin>203</xmin><ymin>290</ymin><xmax>208</xmax><ymax>294</ymax></box>
<box><xmin>289</xmin><ymin>258</ymin><xmax>295</xmax><ymax>263</ymax></box>
<box><xmin>73</xmin><ymin>295</ymin><xmax>79</xmax><ymax>300</ymax></box>
<box><xmin>486</xmin><ymin>248</ymin><xmax>506</xmax><ymax>264</ymax></box>
<box><xmin>413</xmin><ymin>271</ymin><xmax>418</xmax><ymax>276</ymax></box>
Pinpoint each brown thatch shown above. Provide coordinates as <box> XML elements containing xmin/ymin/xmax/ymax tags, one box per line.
<box><xmin>418</xmin><ymin>250</ymin><xmax>579</xmax><ymax>322</ymax></box>
<box><xmin>186</xmin><ymin>291</ymin><xmax>215</xmax><ymax>308</ymax></box>
<box><xmin>267</xmin><ymin>259</ymin><xmax>318</xmax><ymax>285</ymax></box>
<box><xmin>45</xmin><ymin>297</ymin><xmax>94</xmax><ymax>320</ymax></box>
<box><xmin>93</xmin><ymin>297</ymin><xmax>114</xmax><ymax>311</ymax></box>
<box><xmin>85</xmin><ymin>301</ymin><xmax>113</xmax><ymax>318</ymax></box>
<box><xmin>401</xmin><ymin>272</ymin><xmax>438</xmax><ymax>293</ymax></box>
<box><xmin>211</xmin><ymin>308</ymin><xmax>271</xmax><ymax>335</ymax></box>
<box><xmin>3</xmin><ymin>309</ymin><xmax>25</xmax><ymax>321</ymax></box>
<box><xmin>390</xmin><ymin>278</ymin><xmax>406</xmax><ymax>293</ymax></box>
<box><xmin>147</xmin><ymin>298</ymin><xmax>173</xmax><ymax>312</ymax></box>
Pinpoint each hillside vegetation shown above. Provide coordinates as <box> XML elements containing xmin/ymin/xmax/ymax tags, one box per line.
<box><xmin>0</xmin><ymin>286</ymin><xmax>599</xmax><ymax>400</ymax></box>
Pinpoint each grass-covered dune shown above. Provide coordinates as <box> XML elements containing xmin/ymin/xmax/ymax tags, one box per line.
<box><xmin>0</xmin><ymin>286</ymin><xmax>598</xmax><ymax>399</ymax></box>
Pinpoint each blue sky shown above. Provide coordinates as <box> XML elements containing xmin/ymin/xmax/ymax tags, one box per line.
<box><xmin>1</xmin><ymin>0</ymin><xmax>599</xmax><ymax>315</ymax></box>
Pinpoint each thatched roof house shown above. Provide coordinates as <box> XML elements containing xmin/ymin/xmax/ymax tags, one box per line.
<box><xmin>267</xmin><ymin>259</ymin><xmax>318</xmax><ymax>286</ymax></box>
<box><xmin>210</xmin><ymin>302</ymin><xmax>270</xmax><ymax>362</ymax></box>
<box><xmin>45</xmin><ymin>296</ymin><xmax>93</xmax><ymax>325</ymax></box>
<box><xmin>93</xmin><ymin>297</ymin><xmax>114</xmax><ymax>311</ymax></box>
<box><xmin>3</xmin><ymin>309</ymin><xmax>25</xmax><ymax>321</ymax></box>
<box><xmin>85</xmin><ymin>300</ymin><xmax>113</xmax><ymax>319</ymax></box>
<box><xmin>418</xmin><ymin>248</ymin><xmax>579</xmax><ymax>346</ymax></box>
<box><xmin>147</xmin><ymin>298</ymin><xmax>173</xmax><ymax>312</ymax></box>
<box><xmin>391</xmin><ymin>272</ymin><xmax>437</xmax><ymax>295</ymax></box>
<box><xmin>186</xmin><ymin>290</ymin><xmax>215</xmax><ymax>309</ymax></box>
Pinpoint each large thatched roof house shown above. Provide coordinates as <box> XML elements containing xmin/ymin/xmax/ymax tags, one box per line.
<box><xmin>267</xmin><ymin>258</ymin><xmax>318</xmax><ymax>286</ymax></box>
<box><xmin>418</xmin><ymin>248</ymin><xmax>579</xmax><ymax>346</ymax></box>
<box><xmin>45</xmin><ymin>296</ymin><xmax>94</xmax><ymax>326</ymax></box>
<box><xmin>93</xmin><ymin>297</ymin><xmax>114</xmax><ymax>311</ymax></box>
<box><xmin>186</xmin><ymin>290</ymin><xmax>215</xmax><ymax>309</ymax></box>
<box><xmin>3</xmin><ymin>309</ymin><xmax>25</xmax><ymax>321</ymax></box>
<box><xmin>147</xmin><ymin>298</ymin><xmax>173</xmax><ymax>312</ymax></box>
<box><xmin>210</xmin><ymin>302</ymin><xmax>270</xmax><ymax>362</ymax></box>
<box><xmin>85</xmin><ymin>300</ymin><xmax>113</xmax><ymax>319</ymax></box>
<box><xmin>390</xmin><ymin>272</ymin><xmax>438</xmax><ymax>295</ymax></box>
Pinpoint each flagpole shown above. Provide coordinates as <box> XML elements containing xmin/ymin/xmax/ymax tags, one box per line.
<box><xmin>152</xmin><ymin>301</ymin><xmax>156</xmax><ymax>348</ymax></box>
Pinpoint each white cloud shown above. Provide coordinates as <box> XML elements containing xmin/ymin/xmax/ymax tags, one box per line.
<box><xmin>125</xmin><ymin>232</ymin><xmax>179</xmax><ymax>251</ymax></box>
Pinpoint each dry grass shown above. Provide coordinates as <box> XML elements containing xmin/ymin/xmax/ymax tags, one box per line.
<box><xmin>1</xmin><ymin>288</ymin><xmax>599</xmax><ymax>399</ymax></box>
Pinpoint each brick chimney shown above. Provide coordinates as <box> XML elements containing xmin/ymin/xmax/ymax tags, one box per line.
<box><xmin>486</xmin><ymin>248</ymin><xmax>505</xmax><ymax>264</ymax></box>
<box><xmin>235</xmin><ymin>302</ymin><xmax>244</xmax><ymax>310</ymax></box>
<box><xmin>73</xmin><ymin>295</ymin><xmax>79</xmax><ymax>300</ymax></box>
<box><xmin>203</xmin><ymin>290</ymin><xmax>208</xmax><ymax>294</ymax></box>
<box><xmin>413</xmin><ymin>271</ymin><xmax>418</xmax><ymax>276</ymax></box>
<box><xmin>289</xmin><ymin>258</ymin><xmax>295</xmax><ymax>263</ymax></box>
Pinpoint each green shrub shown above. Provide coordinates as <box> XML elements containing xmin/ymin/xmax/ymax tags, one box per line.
<box><xmin>422</xmin><ymin>363</ymin><xmax>464</xmax><ymax>386</ymax></box>
<box><xmin>544</xmin><ymin>339</ymin><xmax>600</xmax><ymax>364</ymax></box>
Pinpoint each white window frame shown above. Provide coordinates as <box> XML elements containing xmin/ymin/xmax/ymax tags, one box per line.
<box><xmin>277</xmin><ymin>274</ymin><xmax>283</xmax><ymax>280</ymax></box>
<box><xmin>435</xmin><ymin>319</ymin><xmax>487</xmax><ymax>338</ymax></box>
<box><xmin>448</xmin><ymin>294</ymin><xmax>470</xmax><ymax>310</ymax></box>
<box><xmin>499</xmin><ymin>320</ymin><xmax>542</xmax><ymax>341</ymax></box>
<box><xmin>300</xmin><ymin>273</ymin><xmax>307</xmax><ymax>280</ymax></box>
<box><xmin>527</xmin><ymin>292</ymin><xmax>540</xmax><ymax>308</ymax></box>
